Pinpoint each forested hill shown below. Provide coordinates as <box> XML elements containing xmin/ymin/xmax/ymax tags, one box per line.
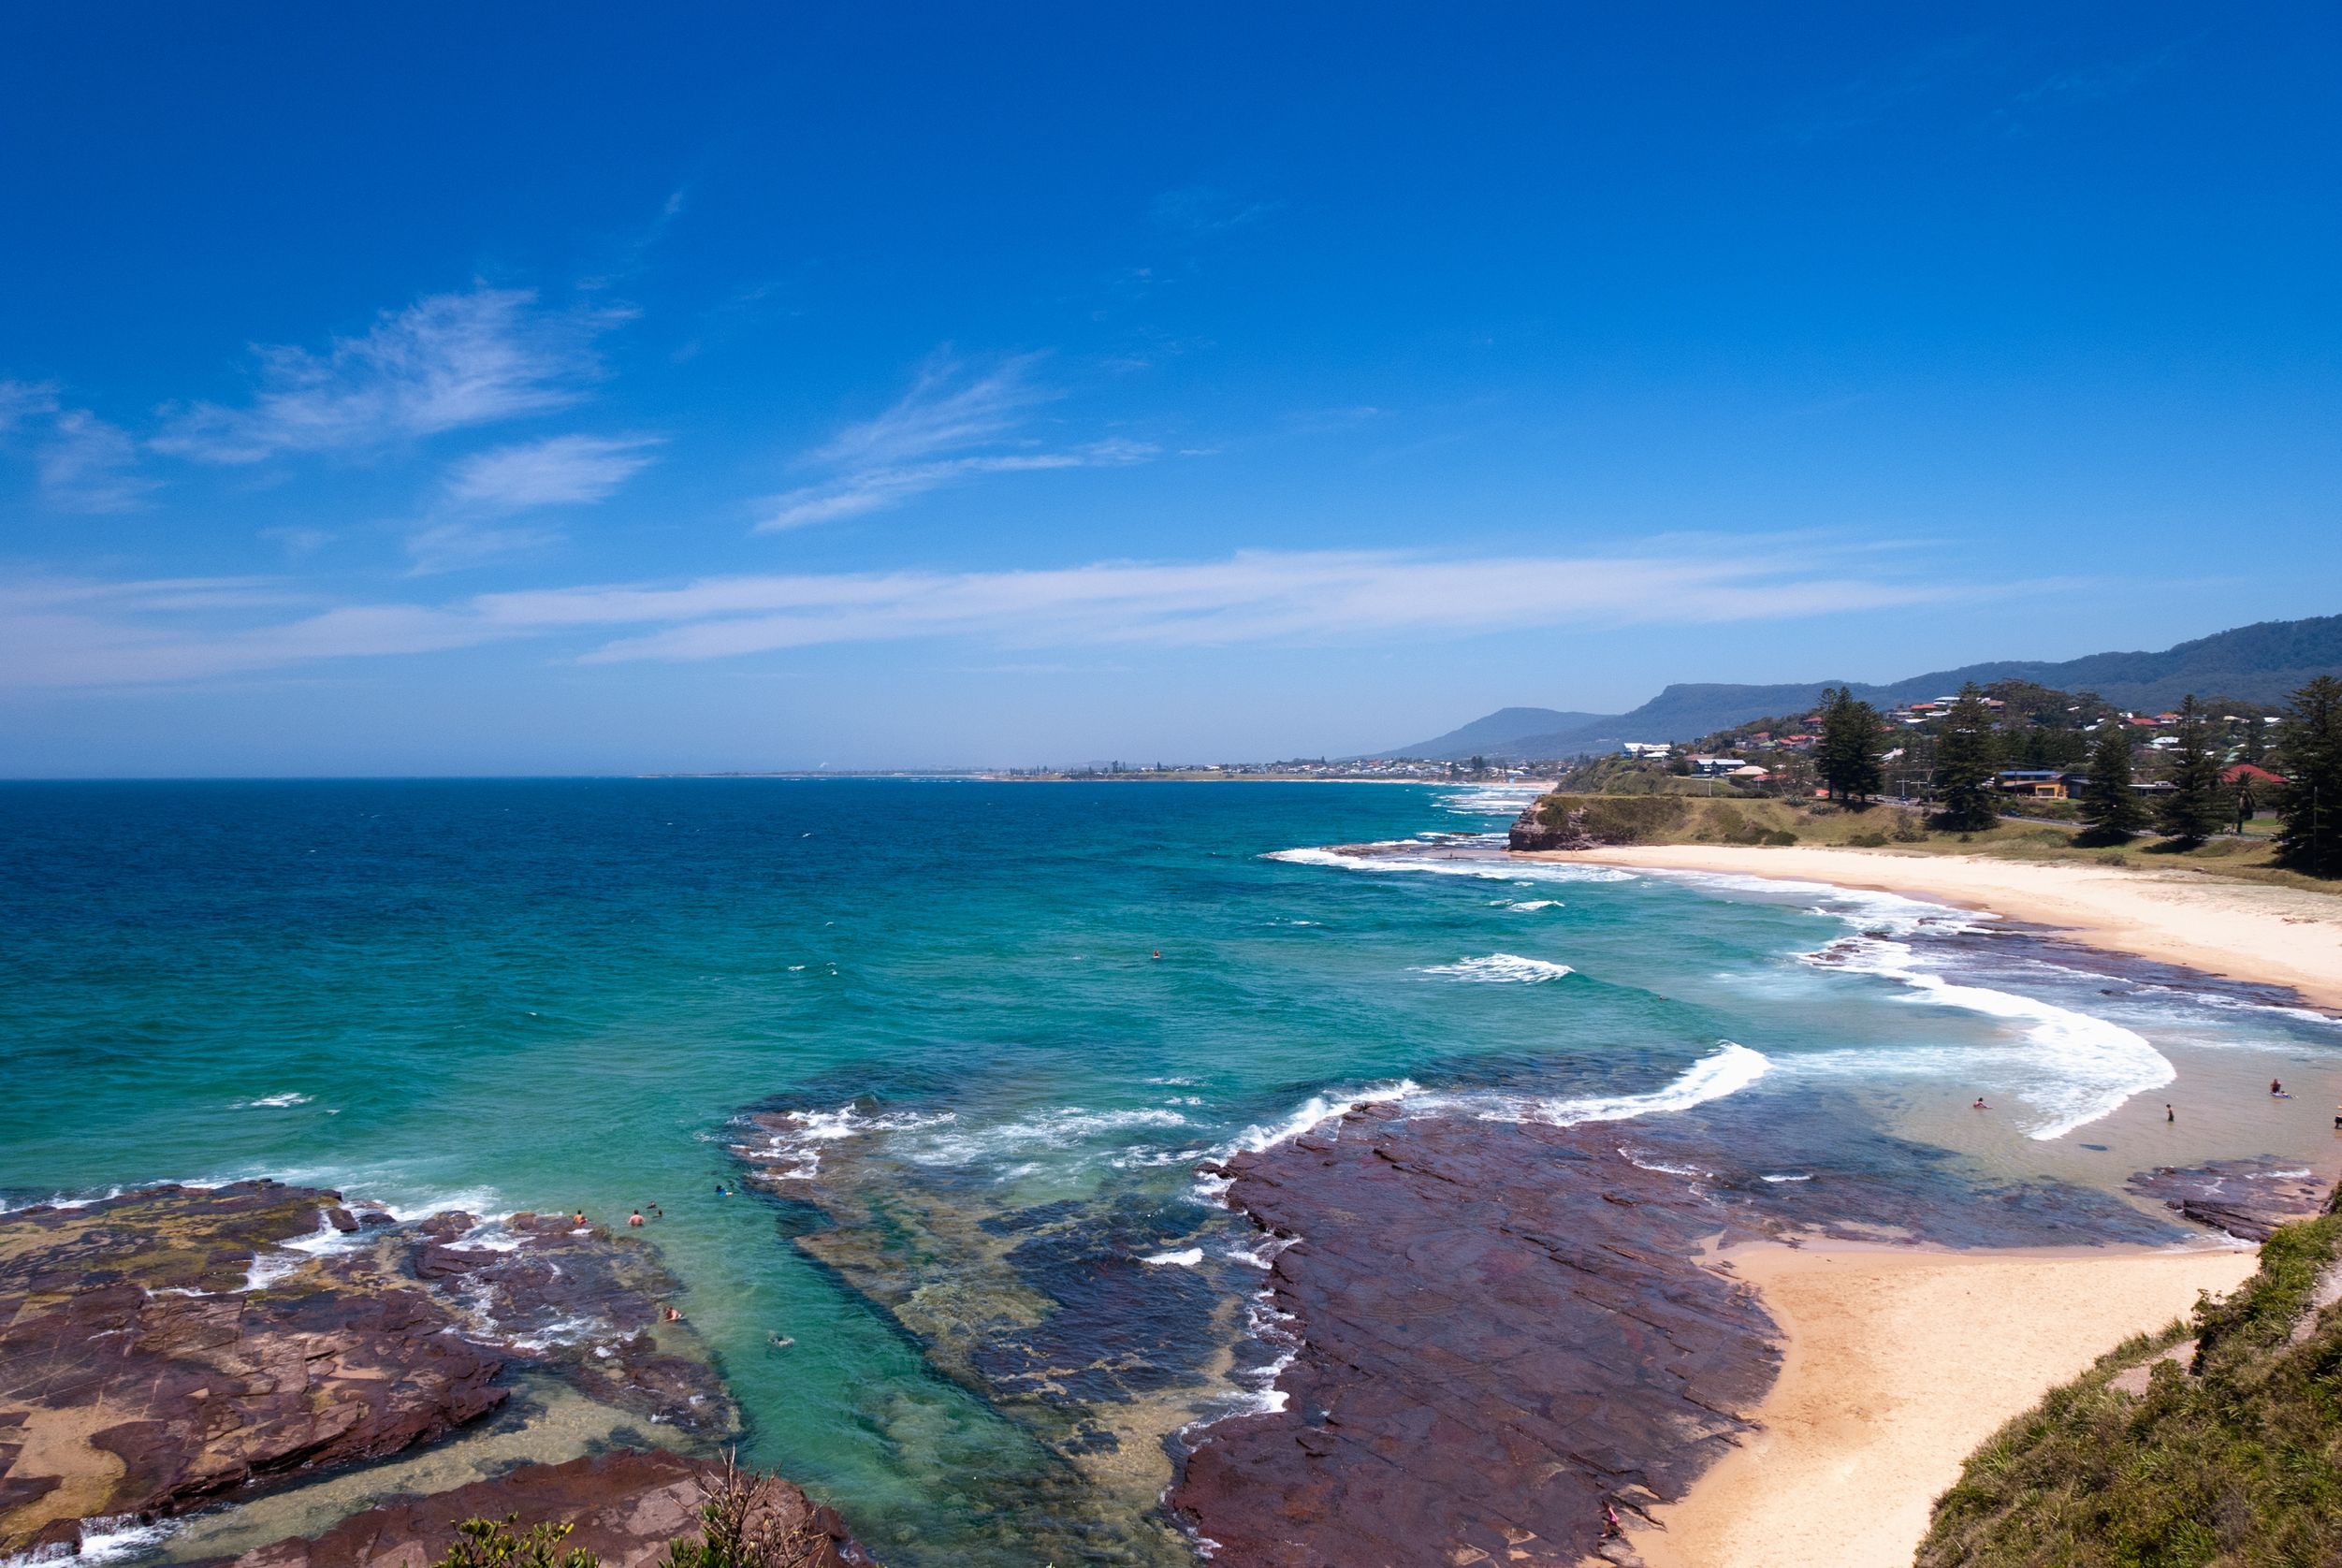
<box><xmin>1390</xmin><ymin>614</ymin><xmax>2342</xmax><ymax>759</ymax></box>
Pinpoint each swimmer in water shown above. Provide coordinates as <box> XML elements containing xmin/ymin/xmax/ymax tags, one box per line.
<box><xmin>768</xmin><ymin>1332</ymin><xmax>794</xmax><ymax>1349</ymax></box>
<box><xmin>629</xmin><ymin>1210</ymin><xmax>644</xmax><ymax>1227</ymax></box>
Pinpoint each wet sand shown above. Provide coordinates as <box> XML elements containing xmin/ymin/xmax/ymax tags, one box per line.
<box><xmin>1533</xmin><ymin>846</ymin><xmax>2342</xmax><ymax>1010</ymax></box>
<box><xmin>1630</xmin><ymin>1241</ymin><xmax>2259</xmax><ymax>1568</ymax></box>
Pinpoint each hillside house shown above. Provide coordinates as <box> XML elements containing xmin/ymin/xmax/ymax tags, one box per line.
<box><xmin>1995</xmin><ymin>769</ymin><xmax>2080</xmax><ymax>800</ymax></box>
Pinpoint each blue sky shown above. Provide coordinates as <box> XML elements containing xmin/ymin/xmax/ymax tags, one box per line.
<box><xmin>3</xmin><ymin>4</ymin><xmax>2336</xmax><ymax>774</ymax></box>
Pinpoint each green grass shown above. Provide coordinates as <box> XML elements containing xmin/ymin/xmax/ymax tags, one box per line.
<box><xmin>1917</xmin><ymin>1211</ymin><xmax>2342</xmax><ymax>1567</ymax></box>
<box><xmin>1524</xmin><ymin>793</ymin><xmax>2342</xmax><ymax>894</ymax></box>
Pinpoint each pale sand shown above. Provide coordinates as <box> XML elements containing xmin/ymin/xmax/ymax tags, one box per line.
<box><xmin>1630</xmin><ymin>1243</ymin><xmax>2259</xmax><ymax>1568</ymax></box>
<box><xmin>1535</xmin><ymin>846</ymin><xmax>2342</xmax><ymax>1010</ymax></box>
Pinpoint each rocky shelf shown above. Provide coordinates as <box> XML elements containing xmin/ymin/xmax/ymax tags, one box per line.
<box><xmin>0</xmin><ymin>1181</ymin><xmax>735</xmax><ymax>1557</ymax></box>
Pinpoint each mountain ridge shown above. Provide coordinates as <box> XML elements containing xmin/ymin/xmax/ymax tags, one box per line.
<box><xmin>1386</xmin><ymin>614</ymin><xmax>2342</xmax><ymax>760</ymax></box>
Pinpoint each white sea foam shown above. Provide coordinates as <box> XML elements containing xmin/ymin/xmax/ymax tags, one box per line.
<box><xmin>1462</xmin><ymin>1041</ymin><xmax>1770</xmax><ymax>1127</ymax></box>
<box><xmin>1266</xmin><ymin>847</ymin><xmax>1635</xmax><ymax>884</ymax></box>
<box><xmin>1797</xmin><ymin>935</ymin><xmax>2174</xmax><ymax>1140</ymax></box>
<box><xmin>1417</xmin><ymin>953</ymin><xmax>1574</xmax><ymax>983</ymax></box>
<box><xmin>1762</xmin><ymin>1172</ymin><xmax>1813</xmax><ymax>1183</ymax></box>
<box><xmin>1142</xmin><ymin>1247</ymin><xmax>1205</xmax><ymax>1267</ymax></box>
<box><xmin>237</xmin><ymin>1092</ymin><xmax>313</xmax><ymax>1109</ymax></box>
<box><xmin>1436</xmin><ymin>784</ymin><xmax>1549</xmax><ymax>816</ymax></box>
<box><xmin>1218</xmin><ymin>1080</ymin><xmax>1424</xmax><ymax>1160</ymax></box>
<box><xmin>0</xmin><ymin>1514</ymin><xmax>182</xmax><ymax>1568</ymax></box>
<box><xmin>2125</xmin><ymin>982</ymin><xmax>2342</xmax><ymax>1029</ymax></box>
<box><xmin>1621</xmin><ymin>1152</ymin><xmax>1708</xmax><ymax>1178</ymax></box>
<box><xmin>1503</xmin><ymin>899</ymin><xmax>1562</xmax><ymax>911</ymax></box>
<box><xmin>1640</xmin><ymin>866</ymin><xmax>1989</xmax><ymax>939</ymax></box>
<box><xmin>740</xmin><ymin>1106</ymin><xmax>959</xmax><ymax>1180</ymax></box>
<box><xmin>912</xmin><ymin>1106</ymin><xmax>1189</xmax><ymax>1167</ymax></box>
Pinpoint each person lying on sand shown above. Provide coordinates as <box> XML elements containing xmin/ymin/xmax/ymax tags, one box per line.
<box><xmin>1972</xmin><ymin>1097</ymin><xmax>1989</xmax><ymax>1111</ymax></box>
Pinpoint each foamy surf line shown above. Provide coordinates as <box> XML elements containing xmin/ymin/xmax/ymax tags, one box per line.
<box><xmin>1267</xmin><ymin>846</ymin><xmax>1636</xmax><ymax>884</ymax></box>
<box><xmin>1417</xmin><ymin>953</ymin><xmax>1574</xmax><ymax>983</ymax></box>
<box><xmin>1202</xmin><ymin>1042</ymin><xmax>1768</xmax><ymax>1185</ymax></box>
<box><xmin>1800</xmin><ymin>934</ymin><xmax>2174</xmax><ymax>1140</ymax></box>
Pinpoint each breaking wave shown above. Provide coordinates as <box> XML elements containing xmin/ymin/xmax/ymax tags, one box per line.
<box><xmin>1417</xmin><ymin>953</ymin><xmax>1574</xmax><ymax>983</ymax></box>
<box><xmin>1797</xmin><ymin>935</ymin><xmax>2173</xmax><ymax>1140</ymax></box>
<box><xmin>1459</xmin><ymin>1041</ymin><xmax>1771</xmax><ymax>1127</ymax></box>
<box><xmin>1267</xmin><ymin>847</ymin><xmax>1636</xmax><ymax>884</ymax></box>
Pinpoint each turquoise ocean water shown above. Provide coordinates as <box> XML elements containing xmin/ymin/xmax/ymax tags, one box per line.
<box><xmin>6</xmin><ymin>779</ymin><xmax>2339</xmax><ymax>1563</ymax></box>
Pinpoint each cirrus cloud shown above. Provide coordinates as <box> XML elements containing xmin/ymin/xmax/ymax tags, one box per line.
<box><xmin>0</xmin><ymin>544</ymin><xmax>2031</xmax><ymax>690</ymax></box>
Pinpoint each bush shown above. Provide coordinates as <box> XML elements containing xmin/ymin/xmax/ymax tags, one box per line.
<box><xmin>662</xmin><ymin>1454</ymin><xmax>829</xmax><ymax>1568</ymax></box>
<box><xmin>1846</xmin><ymin>831</ymin><xmax>1888</xmax><ymax>848</ymax></box>
<box><xmin>433</xmin><ymin>1457</ymin><xmax>829</xmax><ymax>1568</ymax></box>
<box><xmin>1763</xmin><ymin>830</ymin><xmax>1798</xmax><ymax>846</ymax></box>
<box><xmin>1533</xmin><ymin>793</ymin><xmax>1690</xmax><ymax>844</ymax></box>
<box><xmin>433</xmin><ymin>1519</ymin><xmax>599</xmax><ymax>1568</ymax></box>
<box><xmin>1891</xmin><ymin>811</ymin><xmax>1927</xmax><ymax>843</ymax></box>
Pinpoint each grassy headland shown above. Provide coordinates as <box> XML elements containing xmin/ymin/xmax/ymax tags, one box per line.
<box><xmin>1513</xmin><ymin>788</ymin><xmax>2335</xmax><ymax>895</ymax></box>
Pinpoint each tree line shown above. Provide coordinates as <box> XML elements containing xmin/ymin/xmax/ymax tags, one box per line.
<box><xmin>1811</xmin><ymin>675</ymin><xmax>2342</xmax><ymax>874</ymax></box>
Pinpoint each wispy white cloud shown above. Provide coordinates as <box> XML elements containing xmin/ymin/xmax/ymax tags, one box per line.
<box><xmin>0</xmin><ymin>379</ymin><xmax>61</xmax><ymax>434</ymax></box>
<box><xmin>0</xmin><ymin>544</ymin><xmax>2026</xmax><ymax>690</ymax></box>
<box><xmin>442</xmin><ymin>433</ymin><xmax>662</xmax><ymax>512</ymax></box>
<box><xmin>151</xmin><ymin>285</ymin><xmax>630</xmax><ymax>464</ymax></box>
<box><xmin>402</xmin><ymin>433</ymin><xmax>662</xmax><ymax>575</ymax></box>
<box><xmin>38</xmin><ymin>410</ymin><xmax>158</xmax><ymax>513</ymax></box>
<box><xmin>403</xmin><ymin>521</ymin><xmax>565</xmax><ymax>576</ymax></box>
<box><xmin>758</xmin><ymin>354</ymin><xmax>1155</xmax><ymax>531</ymax></box>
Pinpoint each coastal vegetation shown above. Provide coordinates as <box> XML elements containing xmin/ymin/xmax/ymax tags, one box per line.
<box><xmin>1535</xmin><ymin>673</ymin><xmax>2342</xmax><ymax>883</ymax></box>
<box><xmin>1918</xmin><ymin>1202</ymin><xmax>2342</xmax><ymax>1567</ymax></box>
<box><xmin>2274</xmin><ymin>675</ymin><xmax>2342</xmax><ymax>877</ymax></box>
<box><xmin>431</xmin><ymin>1458</ymin><xmax>837</xmax><ymax>1568</ymax></box>
<box><xmin>2076</xmin><ymin>717</ymin><xmax>2146</xmax><ymax>844</ymax></box>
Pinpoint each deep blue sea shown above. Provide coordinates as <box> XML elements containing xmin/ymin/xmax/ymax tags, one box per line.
<box><xmin>6</xmin><ymin>779</ymin><xmax>2338</xmax><ymax>1564</ymax></box>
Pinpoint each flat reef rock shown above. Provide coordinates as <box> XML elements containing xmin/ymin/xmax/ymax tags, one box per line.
<box><xmin>0</xmin><ymin>1182</ymin><xmax>735</xmax><ymax>1555</ymax></box>
<box><xmin>218</xmin><ymin>1450</ymin><xmax>871</xmax><ymax>1568</ymax></box>
<box><xmin>1168</xmin><ymin>1103</ymin><xmax>1781</xmax><ymax>1568</ymax></box>
<box><xmin>2128</xmin><ymin>1157</ymin><xmax>2333</xmax><ymax>1241</ymax></box>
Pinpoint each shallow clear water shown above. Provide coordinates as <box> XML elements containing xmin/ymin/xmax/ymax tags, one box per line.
<box><xmin>5</xmin><ymin>779</ymin><xmax>2337</xmax><ymax>1564</ymax></box>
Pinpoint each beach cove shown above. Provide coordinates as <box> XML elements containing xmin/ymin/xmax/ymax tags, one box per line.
<box><xmin>6</xmin><ymin>780</ymin><xmax>2341</xmax><ymax>1566</ymax></box>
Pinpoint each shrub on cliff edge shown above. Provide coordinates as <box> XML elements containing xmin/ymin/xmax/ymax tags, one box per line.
<box><xmin>1916</xmin><ymin>1209</ymin><xmax>2342</xmax><ymax>1567</ymax></box>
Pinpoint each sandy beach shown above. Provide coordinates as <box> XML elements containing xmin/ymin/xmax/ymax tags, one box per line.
<box><xmin>1630</xmin><ymin>1242</ymin><xmax>2260</xmax><ymax>1568</ymax></box>
<box><xmin>1556</xmin><ymin>843</ymin><xmax>2335</xmax><ymax>1567</ymax></box>
<box><xmin>1534</xmin><ymin>846</ymin><xmax>2342</xmax><ymax>1011</ymax></box>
